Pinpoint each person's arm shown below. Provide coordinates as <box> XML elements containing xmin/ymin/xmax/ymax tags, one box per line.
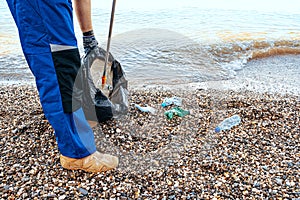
<box><xmin>74</xmin><ymin>0</ymin><xmax>98</xmax><ymax>53</ymax></box>
<box><xmin>73</xmin><ymin>0</ymin><xmax>93</xmax><ymax>33</ymax></box>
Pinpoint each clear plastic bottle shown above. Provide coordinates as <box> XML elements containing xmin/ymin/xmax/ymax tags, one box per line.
<box><xmin>215</xmin><ymin>114</ymin><xmax>241</xmax><ymax>132</ymax></box>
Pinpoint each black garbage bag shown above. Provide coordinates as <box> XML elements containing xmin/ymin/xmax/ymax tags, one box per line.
<box><xmin>80</xmin><ymin>46</ymin><xmax>128</xmax><ymax>123</ymax></box>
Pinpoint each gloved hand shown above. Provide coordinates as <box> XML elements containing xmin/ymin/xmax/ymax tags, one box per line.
<box><xmin>83</xmin><ymin>33</ymin><xmax>98</xmax><ymax>54</ymax></box>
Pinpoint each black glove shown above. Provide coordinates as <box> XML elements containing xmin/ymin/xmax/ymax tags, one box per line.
<box><xmin>83</xmin><ymin>31</ymin><xmax>98</xmax><ymax>54</ymax></box>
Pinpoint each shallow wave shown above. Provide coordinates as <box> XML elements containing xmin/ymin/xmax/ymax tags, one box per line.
<box><xmin>204</xmin><ymin>38</ymin><xmax>300</xmax><ymax>77</ymax></box>
<box><xmin>1</xmin><ymin>28</ymin><xmax>299</xmax><ymax>86</ymax></box>
<box><xmin>208</xmin><ymin>39</ymin><xmax>300</xmax><ymax>61</ymax></box>
<box><xmin>109</xmin><ymin>28</ymin><xmax>300</xmax><ymax>83</ymax></box>
<box><xmin>251</xmin><ymin>46</ymin><xmax>300</xmax><ymax>60</ymax></box>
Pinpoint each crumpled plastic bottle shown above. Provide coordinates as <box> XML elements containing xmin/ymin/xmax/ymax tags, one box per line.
<box><xmin>215</xmin><ymin>114</ymin><xmax>241</xmax><ymax>132</ymax></box>
<box><xmin>164</xmin><ymin>107</ymin><xmax>190</xmax><ymax>119</ymax></box>
<box><xmin>135</xmin><ymin>104</ymin><xmax>156</xmax><ymax>114</ymax></box>
<box><xmin>161</xmin><ymin>96</ymin><xmax>182</xmax><ymax>107</ymax></box>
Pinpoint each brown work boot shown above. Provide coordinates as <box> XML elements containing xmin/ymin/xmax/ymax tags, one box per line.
<box><xmin>60</xmin><ymin>151</ymin><xmax>118</xmax><ymax>173</ymax></box>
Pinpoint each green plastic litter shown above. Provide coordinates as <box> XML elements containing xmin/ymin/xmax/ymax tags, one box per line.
<box><xmin>164</xmin><ymin>107</ymin><xmax>190</xmax><ymax>119</ymax></box>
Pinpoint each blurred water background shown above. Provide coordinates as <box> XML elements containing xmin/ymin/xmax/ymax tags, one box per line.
<box><xmin>0</xmin><ymin>0</ymin><xmax>299</xmax><ymax>94</ymax></box>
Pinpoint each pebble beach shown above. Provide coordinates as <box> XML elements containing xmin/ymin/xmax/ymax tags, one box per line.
<box><xmin>0</xmin><ymin>85</ymin><xmax>299</xmax><ymax>199</ymax></box>
<box><xmin>1</xmin><ymin>0</ymin><xmax>300</xmax><ymax>198</ymax></box>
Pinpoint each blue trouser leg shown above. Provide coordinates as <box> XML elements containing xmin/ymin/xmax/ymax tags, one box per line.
<box><xmin>60</xmin><ymin>108</ymin><xmax>96</xmax><ymax>158</ymax></box>
<box><xmin>6</xmin><ymin>0</ymin><xmax>97</xmax><ymax>158</ymax></box>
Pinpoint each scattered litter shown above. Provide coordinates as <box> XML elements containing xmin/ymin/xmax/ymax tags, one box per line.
<box><xmin>135</xmin><ymin>104</ymin><xmax>156</xmax><ymax>114</ymax></box>
<box><xmin>161</xmin><ymin>96</ymin><xmax>182</xmax><ymax>107</ymax></box>
<box><xmin>164</xmin><ymin>107</ymin><xmax>190</xmax><ymax>119</ymax></box>
<box><xmin>215</xmin><ymin>114</ymin><xmax>241</xmax><ymax>133</ymax></box>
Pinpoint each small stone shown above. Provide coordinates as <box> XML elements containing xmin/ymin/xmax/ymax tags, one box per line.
<box><xmin>174</xmin><ymin>181</ymin><xmax>179</xmax><ymax>188</ymax></box>
<box><xmin>22</xmin><ymin>193</ymin><xmax>28</xmax><ymax>198</ymax></box>
<box><xmin>167</xmin><ymin>180</ymin><xmax>173</xmax><ymax>186</ymax></box>
<box><xmin>216</xmin><ymin>181</ymin><xmax>222</xmax><ymax>187</ymax></box>
<box><xmin>242</xmin><ymin>190</ymin><xmax>249</xmax><ymax>195</ymax></box>
<box><xmin>3</xmin><ymin>185</ymin><xmax>10</xmax><ymax>190</ymax></box>
<box><xmin>286</xmin><ymin>181</ymin><xmax>295</xmax><ymax>187</ymax></box>
<box><xmin>116</xmin><ymin>128</ymin><xmax>121</xmax><ymax>133</ymax></box>
<box><xmin>12</xmin><ymin>164</ymin><xmax>20</xmax><ymax>168</ymax></box>
<box><xmin>58</xmin><ymin>195</ymin><xmax>67</xmax><ymax>200</ymax></box>
<box><xmin>253</xmin><ymin>182</ymin><xmax>260</xmax><ymax>187</ymax></box>
<box><xmin>252</xmin><ymin>188</ymin><xmax>260</xmax><ymax>193</ymax></box>
<box><xmin>47</xmin><ymin>193</ymin><xmax>56</xmax><ymax>198</ymax></box>
<box><xmin>22</xmin><ymin>176</ymin><xmax>30</xmax><ymax>182</ymax></box>
<box><xmin>272</xmin><ymin>190</ymin><xmax>278</xmax><ymax>194</ymax></box>
<box><xmin>287</xmin><ymin>162</ymin><xmax>293</xmax><ymax>167</ymax></box>
<box><xmin>78</xmin><ymin>188</ymin><xmax>88</xmax><ymax>196</ymax></box>
<box><xmin>275</xmin><ymin>178</ymin><xmax>283</xmax><ymax>185</ymax></box>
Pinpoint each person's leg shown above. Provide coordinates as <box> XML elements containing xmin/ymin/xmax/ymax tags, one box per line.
<box><xmin>6</xmin><ymin>0</ymin><xmax>95</xmax><ymax>158</ymax></box>
<box><xmin>6</xmin><ymin>0</ymin><xmax>118</xmax><ymax>171</ymax></box>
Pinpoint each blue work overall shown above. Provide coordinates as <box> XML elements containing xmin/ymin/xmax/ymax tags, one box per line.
<box><xmin>6</xmin><ymin>0</ymin><xmax>96</xmax><ymax>158</ymax></box>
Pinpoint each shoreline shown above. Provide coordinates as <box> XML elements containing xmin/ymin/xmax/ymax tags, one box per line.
<box><xmin>1</xmin><ymin>54</ymin><xmax>300</xmax><ymax>97</ymax></box>
<box><xmin>128</xmin><ymin>54</ymin><xmax>300</xmax><ymax>97</ymax></box>
<box><xmin>1</xmin><ymin>85</ymin><xmax>299</xmax><ymax>199</ymax></box>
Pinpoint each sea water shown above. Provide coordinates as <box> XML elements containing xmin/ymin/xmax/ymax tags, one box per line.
<box><xmin>0</xmin><ymin>0</ymin><xmax>299</xmax><ymax>94</ymax></box>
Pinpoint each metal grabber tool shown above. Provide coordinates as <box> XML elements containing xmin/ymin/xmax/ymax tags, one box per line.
<box><xmin>102</xmin><ymin>0</ymin><xmax>117</xmax><ymax>89</ymax></box>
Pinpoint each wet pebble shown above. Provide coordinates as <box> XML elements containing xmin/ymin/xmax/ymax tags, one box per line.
<box><xmin>0</xmin><ymin>86</ymin><xmax>299</xmax><ymax>199</ymax></box>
